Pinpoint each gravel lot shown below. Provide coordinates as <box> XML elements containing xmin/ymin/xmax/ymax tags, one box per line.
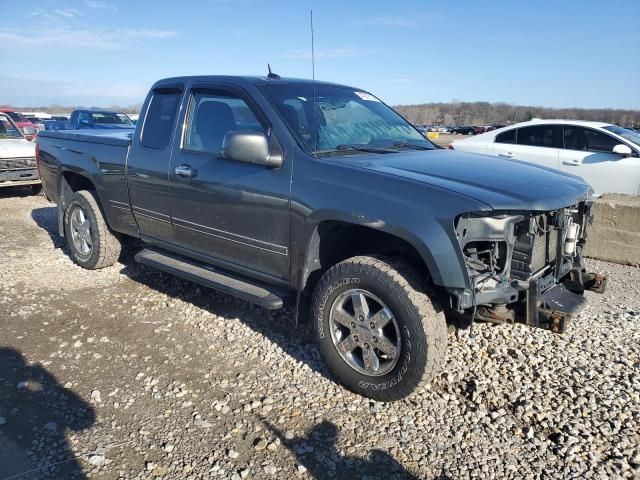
<box><xmin>0</xmin><ymin>188</ymin><xmax>639</xmax><ymax>480</ymax></box>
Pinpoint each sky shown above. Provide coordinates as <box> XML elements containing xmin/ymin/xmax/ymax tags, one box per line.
<box><xmin>1</xmin><ymin>0</ymin><xmax>639</xmax><ymax>109</ymax></box>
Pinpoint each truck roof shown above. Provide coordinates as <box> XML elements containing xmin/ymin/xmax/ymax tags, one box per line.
<box><xmin>152</xmin><ymin>75</ymin><xmax>356</xmax><ymax>90</ymax></box>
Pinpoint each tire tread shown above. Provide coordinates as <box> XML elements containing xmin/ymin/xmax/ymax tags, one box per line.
<box><xmin>311</xmin><ymin>255</ymin><xmax>447</xmax><ymax>401</ymax></box>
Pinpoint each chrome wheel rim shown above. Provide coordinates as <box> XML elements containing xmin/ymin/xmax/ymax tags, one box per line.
<box><xmin>329</xmin><ymin>289</ymin><xmax>401</xmax><ymax>376</ymax></box>
<box><xmin>69</xmin><ymin>206</ymin><xmax>93</xmax><ymax>258</ymax></box>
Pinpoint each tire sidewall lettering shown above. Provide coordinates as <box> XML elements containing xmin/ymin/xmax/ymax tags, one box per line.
<box><xmin>316</xmin><ymin>277</ymin><xmax>360</xmax><ymax>339</ymax></box>
<box><xmin>358</xmin><ymin>326</ymin><xmax>411</xmax><ymax>391</ymax></box>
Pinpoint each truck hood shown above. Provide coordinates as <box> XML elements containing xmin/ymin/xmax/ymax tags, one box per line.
<box><xmin>338</xmin><ymin>149</ymin><xmax>592</xmax><ymax>211</ymax></box>
<box><xmin>0</xmin><ymin>139</ymin><xmax>36</xmax><ymax>159</ymax></box>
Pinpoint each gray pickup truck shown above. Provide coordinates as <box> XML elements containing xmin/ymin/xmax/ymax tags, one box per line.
<box><xmin>37</xmin><ymin>75</ymin><xmax>606</xmax><ymax>401</ymax></box>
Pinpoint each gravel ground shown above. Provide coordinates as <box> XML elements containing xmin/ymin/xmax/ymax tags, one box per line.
<box><xmin>0</xmin><ymin>188</ymin><xmax>639</xmax><ymax>480</ymax></box>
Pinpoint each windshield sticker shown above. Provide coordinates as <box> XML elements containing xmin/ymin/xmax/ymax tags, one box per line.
<box><xmin>354</xmin><ymin>91</ymin><xmax>380</xmax><ymax>102</ymax></box>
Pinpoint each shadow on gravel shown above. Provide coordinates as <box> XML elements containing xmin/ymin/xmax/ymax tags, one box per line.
<box><xmin>265</xmin><ymin>419</ymin><xmax>441</xmax><ymax>480</ymax></box>
<box><xmin>31</xmin><ymin>207</ymin><xmax>67</xmax><ymax>250</ymax></box>
<box><xmin>119</xmin><ymin>262</ymin><xmax>335</xmax><ymax>382</ymax></box>
<box><xmin>0</xmin><ymin>347</ymin><xmax>95</xmax><ymax>480</ymax></box>
<box><xmin>0</xmin><ymin>186</ymin><xmax>38</xmax><ymax>199</ymax></box>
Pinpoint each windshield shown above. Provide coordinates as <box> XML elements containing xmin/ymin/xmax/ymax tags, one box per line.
<box><xmin>6</xmin><ymin>111</ymin><xmax>28</xmax><ymax>123</ymax></box>
<box><xmin>261</xmin><ymin>83</ymin><xmax>434</xmax><ymax>154</ymax></box>
<box><xmin>0</xmin><ymin>114</ymin><xmax>24</xmax><ymax>139</ymax></box>
<box><xmin>91</xmin><ymin>112</ymin><xmax>133</xmax><ymax>125</ymax></box>
<box><xmin>604</xmin><ymin>125</ymin><xmax>640</xmax><ymax>147</ymax></box>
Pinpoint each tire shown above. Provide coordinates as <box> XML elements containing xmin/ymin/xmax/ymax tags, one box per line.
<box><xmin>31</xmin><ymin>184</ymin><xmax>43</xmax><ymax>196</ymax></box>
<box><xmin>64</xmin><ymin>190</ymin><xmax>121</xmax><ymax>269</ymax></box>
<box><xmin>311</xmin><ymin>256</ymin><xmax>447</xmax><ymax>401</ymax></box>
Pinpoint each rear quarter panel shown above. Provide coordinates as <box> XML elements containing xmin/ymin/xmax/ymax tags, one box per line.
<box><xmin>37</xmin><ymin>132</ymin><xmax>138</xmax><ymax>237</ymax></box>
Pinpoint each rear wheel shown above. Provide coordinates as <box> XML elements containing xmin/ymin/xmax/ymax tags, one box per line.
<box><xmin>31</xmin><ymin>184</ymin><xmax>43</xmax><ymax>195</ymax></box>
<box><xmin>312</xmin><ymin>256</ymin><xmax>447</xmax><ymax>401</ymax></box>
<box><xmin>64</xmin><ymin>190</ymin><xmax>121</xmax><ymax>269</ymax></box>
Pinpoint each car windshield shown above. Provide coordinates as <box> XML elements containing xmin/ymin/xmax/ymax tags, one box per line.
<box><xmin>91</xmin><ymin>112</ymin><xmax>133</xmax><ymax>125</ymax></box>
<box><xmin>604</xmin><ymin>125</ymin><xmax>640</xmax><ymax>147</ymax></box>
<box><xmin>0</xmin><ymin>114</ymin><xmax>24</xmax><ymax>139</ymax></box>
<box><xmin>261</xmin><ymin>83</ymin><xmax>434</xmax><ymax>154</ymax></box>
<box><xmin>6</xmin><ymin>111</ymin><xmax>28</xmax><ymax>123</ymax></box>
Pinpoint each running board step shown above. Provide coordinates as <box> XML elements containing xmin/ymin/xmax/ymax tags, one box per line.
<box><xmin>134</xmin><ymin>248</ymin><xmax>284</xmax><ymax>310</ymax></box>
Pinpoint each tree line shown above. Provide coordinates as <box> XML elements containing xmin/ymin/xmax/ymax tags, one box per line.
<box><xmin>4</xmin><ymin>101</ymin><xmax>639</xmax><ymax>128</ymax></box>
<box><xmin>393</xmin><ymin>101</ymin><xmax>639</xmax><ymax>127</ymax></box>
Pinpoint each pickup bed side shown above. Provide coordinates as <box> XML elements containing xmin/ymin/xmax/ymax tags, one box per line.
<box><xmin>38</xmin><ymin>130</ymin><xmax>138</xmax><ymax>238</ymax></box>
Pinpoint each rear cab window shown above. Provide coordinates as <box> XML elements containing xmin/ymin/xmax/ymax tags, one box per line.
<box><xmin>142</xmin><ymin>88</ymin><xmax>182</xmax><ymax>150</ymax></box>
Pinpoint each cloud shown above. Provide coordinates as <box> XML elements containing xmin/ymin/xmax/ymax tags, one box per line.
<box><xmin>353</xmin><ymin>16</ymin><xmax>419</xmax><ymax>28</ymax></box>
<box><xmin>0</xmin><ymin>27</ymin><xmax>178</xmax><ymax>50</ymax></box>
<box><xmin>53</xmin><ymin>8</ymin><xmax>83</xmax><ymax>18</ymax></box>
<box><xmin>86</xmin><ymin>0</ymin><xmax>108</xmax><ymax>7</ymax></box>
<box><xmin>0</xmin><ymin>75</ymin><xmax>148</xmax><ymax>106</ymax></box>
<box><xmin>280</xmin><ymin>47</ymin><xmax>380</xmax><ymax>60</ymax></box>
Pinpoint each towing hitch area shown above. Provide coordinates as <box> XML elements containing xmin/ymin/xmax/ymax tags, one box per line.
<box><xmin>526</xmin><ymin>270</ymin><xmax>608</xmax><ymax>334</ymax></box>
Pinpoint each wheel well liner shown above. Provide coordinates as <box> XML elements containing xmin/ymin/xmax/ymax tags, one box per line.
<box><xmin>300</xmin><ymin>221</ymin><xmax>432</xmax><ymax>297</ymax></box>
<box><xmin>57</xmin><ymin>171</ymin><xmax>98</xmax><ymax>236</ymax></box>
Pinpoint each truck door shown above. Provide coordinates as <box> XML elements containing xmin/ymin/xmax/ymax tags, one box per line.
<box><xmin>168</xmin><ymin>83</ymin><xmax>291</xmax><ymax>281</ymax></box>
<box><xmin>127</xmin><ymin>84</ymin><xmax>184</xmax><ymax>242</ymax></box>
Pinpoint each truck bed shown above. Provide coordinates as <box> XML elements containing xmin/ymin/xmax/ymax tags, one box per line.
<box><xmin>37</xmin><ymin>129</ymin><xmax>134</xmax><ymax>147</ymax></box>
<box><xmin>37</xmin><ymin>129</ymin><xmax>133</xmax><ymax>232</ymax></box>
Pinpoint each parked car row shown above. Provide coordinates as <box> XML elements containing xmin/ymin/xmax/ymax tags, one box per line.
<box><xmin>0</xmin><ymin>107</ymin><xmax>136</xmax><ymax>137</ymax></box>
<box><xmin>450</xmin><ymin>119</ymin><xmax>640</xmax><ymax>195</ymax></box>
<box><xmin>414</xmin><ymin>124</ymin><xmax>508</xmax><ymax>136</ymax></box>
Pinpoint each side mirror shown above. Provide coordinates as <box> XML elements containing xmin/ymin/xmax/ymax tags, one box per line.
<box><xmin>222</xmin><ymin>131</ymin><xmax>282</xmax><ymax>168</ymax></box>
<box><xmin>79</xmin><ymin>119</ymin><xmax>91</xmax><ymax>127</ymax></box>
<box><xmin>612</xmin><ymin>144</ymin><xmax>633</xmax><ymax>157</ymax></box>
<box><xmin>22</xmin><ymin>126</ymin><xmax>36</xmax><ymax>136</ymax></box>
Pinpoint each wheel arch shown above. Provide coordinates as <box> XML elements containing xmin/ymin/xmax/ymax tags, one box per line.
<box><xmin>57</xmin><ymin>170</ymin><xmax>101</xmax><ymax>237</ymax></box>
<box><xmin>297</xmin><ymin>219</ymin><xmax>445</xmax><ymax>307</ymax></box>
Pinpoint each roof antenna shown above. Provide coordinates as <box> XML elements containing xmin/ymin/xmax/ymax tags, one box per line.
<box><xmin>267</xmin><ymin>63</ymin><xmax>280</xmax><ymax>79</ymax></box>
<box><xmin>310</xmin><ymin>9</ymin><xmax>317</xmax><ymax>152</ymax></box>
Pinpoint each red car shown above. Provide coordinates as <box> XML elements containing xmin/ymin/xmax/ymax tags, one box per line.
<box><xmin>0</xmin><ymin>108</ymin><xmax>38</xmax><ymax>140</ymax></box>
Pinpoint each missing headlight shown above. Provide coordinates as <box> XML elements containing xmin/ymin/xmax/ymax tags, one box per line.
<box><xmin>456</xmin><ymin>214</ymin><xmax>524</xmax><ymax>289</ymax></box>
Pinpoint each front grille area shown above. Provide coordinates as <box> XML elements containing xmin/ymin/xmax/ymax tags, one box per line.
<box><xmin>0</xmin><ymin>157</ymin><xmax>36</xmax><ymax>170</ymax></box>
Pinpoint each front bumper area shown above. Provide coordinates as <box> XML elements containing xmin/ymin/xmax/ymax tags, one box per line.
<box><xmin>451</xmin><ymin>202</ymin><xmax>608</xmax><ymax>334</ymax></box>
<box><xmin>0</xmin><ymin>167</ymin><xmax>40</xmax><ymax>187</ymax></box>
<box><xmin>526</xmin><ymin>269</ymin><xmax>607</xmax><ymax>333</ymax></box>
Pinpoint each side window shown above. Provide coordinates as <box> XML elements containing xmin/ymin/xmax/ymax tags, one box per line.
<box><xmin>141</xmin><ymin>91</ymin><xmax>181</xmax><ymax>150</ymax></box>
<box><xmin>517</xmin><ymin>125</ymin><xmax>561</xmax><ymax>148</ymax></box>
<box><xmin>563</xmin><ymin>126</ymin><xmax>587</xmax><ymax>151</ymax></box>
<box><xmin>495</xmin><ymin>129</ymin><xmax>516</xmax><ymax>144</ymax></box>
<box><xmin>584</xmin><ymin>129</ymin><xmax>619</xmax><ymax>153</ymax></box>
<box><xmin>184</xmin><ymin>91</ymin><xmax>266</xmax><ymax>155</ymax></box>
<box><xmin>79</xmin><ymin>112</ymin><xmax>92</xmax><ymax>125</ymax></box>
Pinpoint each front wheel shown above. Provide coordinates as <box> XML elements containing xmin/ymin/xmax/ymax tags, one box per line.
<box><xmin>311</xmin><ymin>256</ymin><xmax>447</xmax><ymax>401</ymax></box>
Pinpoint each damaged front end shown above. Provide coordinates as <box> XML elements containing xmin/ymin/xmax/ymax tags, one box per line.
<box><xmin>449</xmin><ymin>202</ymin><xmax>607</xmax><ymax>333</ymax></box>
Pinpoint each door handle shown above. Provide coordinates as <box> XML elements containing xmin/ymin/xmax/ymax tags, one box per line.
<box><xmin>498</xmin><ymin>152</ymin><xmax>514</xmax><ymax>158</ymax></box>
<box><xmin>174</xmin><ymin>164</ymin><xmax>194</xmax><ymax>178</ymax></box>
<box><xmin>562</xmin><ymin>160</ymin><xmax>580</xmax><ymax>166</ymax></box>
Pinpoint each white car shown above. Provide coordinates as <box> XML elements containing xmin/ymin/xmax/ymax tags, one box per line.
<box><xmin>450</xmin><ymin>119</ymin><xmax>640</xmax><ymax>195</ymax></box>
<box><xmin>0</xmin><ymin>113</ymin><xmax>40</xmax><ymax>194</ymax></box>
